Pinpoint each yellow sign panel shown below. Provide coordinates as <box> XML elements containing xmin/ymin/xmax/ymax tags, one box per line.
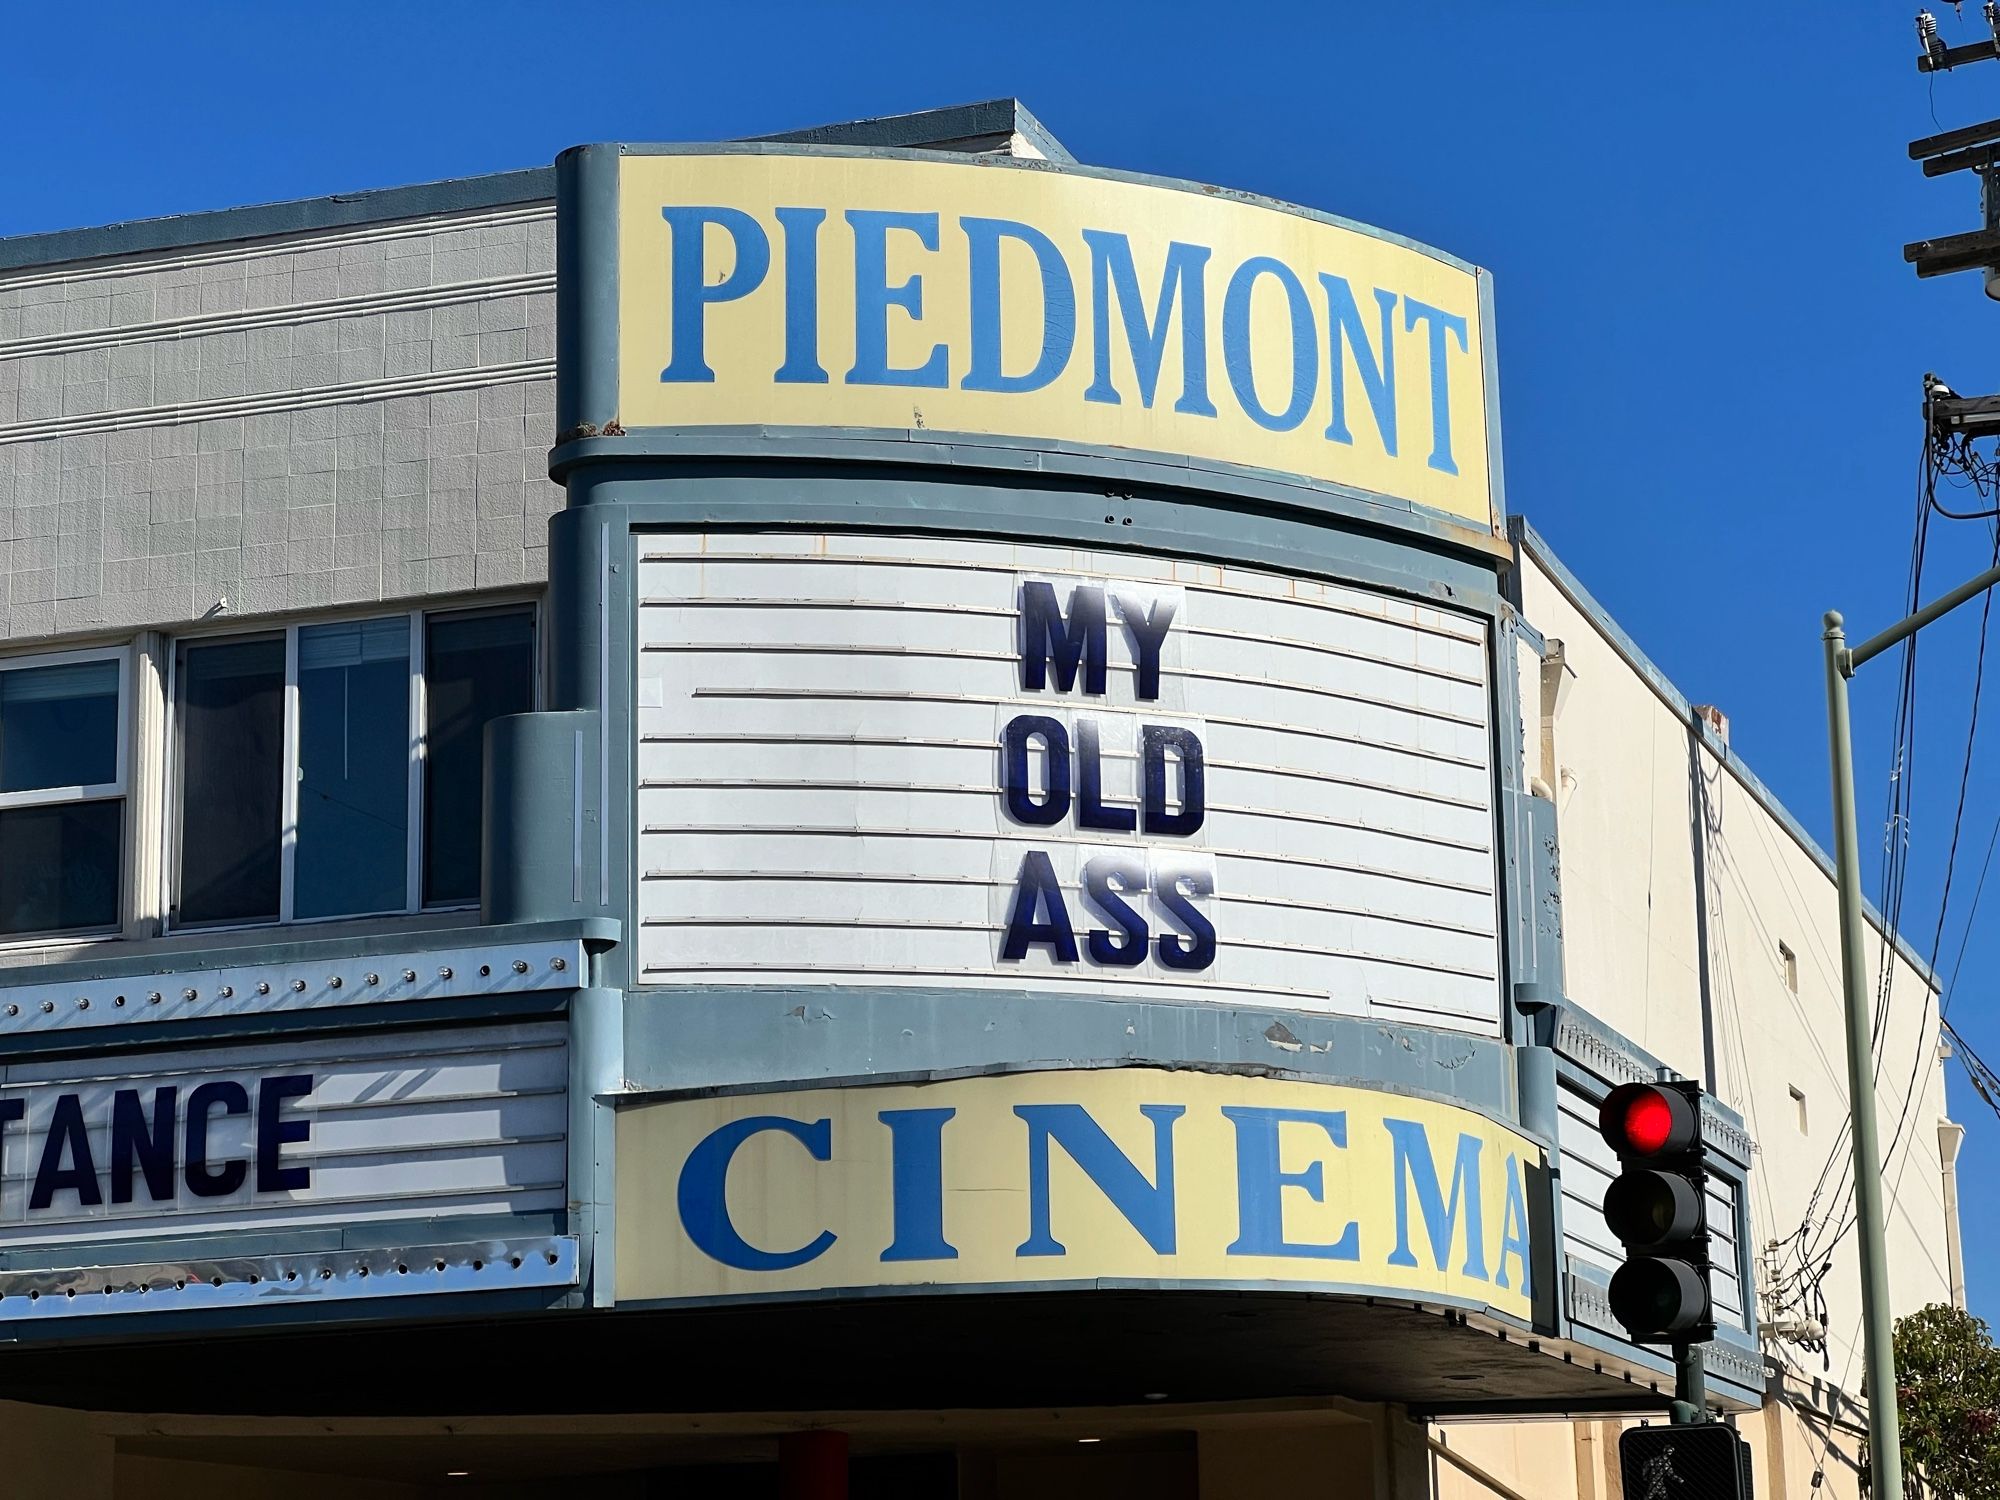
<box><xmin>615</xmin><ymin>154</ymin><xmax>1494</xmax><ymax>529</ymax></box>
<box><xmin>616</xmin><ymin>1068</ymin><xmax>1539</xmax><ymax>1322</ymax></box>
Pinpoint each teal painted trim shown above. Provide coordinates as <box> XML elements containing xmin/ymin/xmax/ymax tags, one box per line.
<box><xmin>0</xmin><ymin>1213</ymin><xmax>564</xmax><ymax>1276</ymax></box>
<box><xmin>0</xmin><ymin>991</ymin><xmax>570</xmax><ymax>1062</ymax></box>
<box><xmin>608</xmin><ymin>1276</ymin><xmax>1536</xmax><ymax>1338</ymax></box>
<box><xmin>550</xmin><ymin>428</ymin><xmax>1505</xmax><ymax>554</ymax></box>
<box><xmin>1541</xmin><ymin>999</ymin><xmax>1751</xmax><ymax>1143</ymax></box>
<box><xmin>593</xmin><ymin>140</ymin><xmax>1488</xmax><ymax>277</ymax></box>
<box><xmin>0</xmin><ymin>918</ymin><xmax>618</xmax><ymax>997</ymax></box>
<box><xmin>1490</xmin><ymin>610</ymin><xmax>1532</xmax><ymax>1044</ymax></box>
<box><xmin>0</xmin><ymin>1285</ymin><xmax>574</xmax><ymax>1344</ymax></box>
<box><xmin>1477</xmin><ymin>270</ymin><xmax>1509</xmax><ymax>527</ymax></box>
<box><xmin>749</xmin><ymin>97</ymin><xmax>1077</xmax><ymax>165</ymax></box>
<box><xmin>1512</xmin><ymin>516</ymin><xmax>1943</xmax><ymax>994</ymax></box>
<box><xmin>1553</xmin><ymin>1313</ymin><xmax>1765</xmax><ymax>1412</ymax></box>
<box><xmin>617</xmin><ymin>995</ymin><xmax>1525</xmax><ymax>1131</ymax></box>
<box><xmin>558</xmin><ymin>461</ymin><xmax>1508</xmax><ymax>615</ymax></box>
<box><xmin>0</xmin><ymin>168</ymin><xmax>553</xmax><ymax>271</ymax></box>
<box><xmin>555</xmin><ymin>145</ymin><xmax>621</xmax><ymax>440</ymax></box>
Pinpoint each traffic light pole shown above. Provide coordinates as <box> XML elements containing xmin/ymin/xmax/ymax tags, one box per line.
<box><xmin>1819</xmin><ymin>571</ymin><xmax>2000</xmax><ymax>1498</ymax></box>
<box><xmin>1670</xmin><ymin>1343</ymin><xmax>1706</xmax><ymax>1426</ymax></box>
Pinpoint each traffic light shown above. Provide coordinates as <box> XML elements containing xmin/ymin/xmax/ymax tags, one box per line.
<box><xmin>1597</xmin><ymin>1078</ymin><xmax>1713</xmax><ymax>1343</ymax></box>
<box><xmin>1619</xmin><ymin>1423</ymin><xmax>1753</xmax><ymax>1499</ymax></box>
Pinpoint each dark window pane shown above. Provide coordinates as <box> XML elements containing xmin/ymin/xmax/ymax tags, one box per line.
<box><xmin>295</xmin><ymin>618</ymin><xmax>411</xmax><ymax>920</ymax></box>
<box><xmin>0</xmin><ymin>799</ymin><xmax>121</xmax><ymax>936</ymax></box>
<box><xmin>176</xmin><ymin>637</ymin><xmax>284</xmax><ymax>926</ymax></box>
<box><xmin>424</xmin><ymin>610</ymin><xmax>534</xmax><ymax>906</ymax></box>
<box><xmin>0</xmin><ymin>659</ymin><xmax>119</xmax><ymax>793</ymax></box>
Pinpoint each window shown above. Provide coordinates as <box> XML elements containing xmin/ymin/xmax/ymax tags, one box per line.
<box><xmin>1778</xmin><ymin>940</ymin><xmax>1798</xmax><ymax>995</ymax></box>
<box><xmin>171</xmin><ymin>606</ymin><xmax>534</xmax><ymax>929</ymax></box>
<box><xmin>1790</xmin><ymin>1084</ymin><xmax>1809</xmax><ymax>1134</ymax></box>
<box><xmin>0</xmin><ymin>649</ymin><xmax>127</xmax><ymax>940</ymax></box>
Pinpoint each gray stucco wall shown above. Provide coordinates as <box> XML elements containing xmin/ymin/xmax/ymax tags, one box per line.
<box><xmin>0</xmin><ymin>203</ymin><xmax>561</xmax><ymax>642</ymax></box>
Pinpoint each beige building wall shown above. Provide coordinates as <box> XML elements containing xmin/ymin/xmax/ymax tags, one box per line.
<box><xmin>1485</xmin><ymin>530</ymin><xmax>1961</xmax><ymax>1494</ymax></box>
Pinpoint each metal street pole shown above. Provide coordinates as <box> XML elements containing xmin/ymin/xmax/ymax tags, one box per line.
<box><xmin>1821</xmin><ymin>611</ymin><xmax>1905</xmax><ymax>1500</ymax></box>
<box><xmin>1822</xmin><ymin>557</ymin><xmax>2000</xmax><ymax>1498</ymax></box>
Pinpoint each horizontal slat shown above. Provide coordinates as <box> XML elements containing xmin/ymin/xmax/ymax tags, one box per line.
<box><xmin>0</xmin><ymin>1023</ymin><xmax>566</xmax><ymax>1246</ymax></box>
<box><xmin>635</xmin><ymin>535</ymin><xmax>1500</xmax><ymax>1033</ymax></box>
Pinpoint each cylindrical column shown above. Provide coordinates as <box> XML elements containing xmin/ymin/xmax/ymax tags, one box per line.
<box><xmin>780</xmin><ymin>1430</ymin><xmax>849</xmax><ymax>1500</ymax></box>
<box><xmin>1822</xmin><ymin>610</ymin><xmax>1904</xmax><ymax>1498</ymax></box>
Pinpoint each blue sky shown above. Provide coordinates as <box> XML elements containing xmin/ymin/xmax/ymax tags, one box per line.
<box><xmin>4</xmin><ymin>4</ymin><xmax>1996</xmax><ymax>1325</ymax></box>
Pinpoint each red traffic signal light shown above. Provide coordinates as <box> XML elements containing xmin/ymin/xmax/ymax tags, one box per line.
<box><xmin>1596</xmin><ymin>1079</ymin><xmax>1713</xmax><ymax>1345</ymax></box>
<box><xmin>1600</xmin><ymin>1082</ymin><xmax>1698</xmax><ymax>1156</ymax></box>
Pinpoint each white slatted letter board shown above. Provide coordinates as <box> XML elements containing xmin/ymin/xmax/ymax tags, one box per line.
<box><xmin>635</xmin><ymin>533</ymin><xmax>1501</xmax><ymax>1034</ymax></box>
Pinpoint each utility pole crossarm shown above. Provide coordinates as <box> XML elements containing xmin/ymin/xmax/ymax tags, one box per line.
<box><xmin>1845</xmin><ymin>559</ymin><xmax>2000</xmax><ymax>672</ymax></box>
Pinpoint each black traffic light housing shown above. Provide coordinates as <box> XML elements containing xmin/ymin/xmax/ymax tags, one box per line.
<box><xmin>1597</xmin><ymin>1078</ymin><xmax>1715</xmax><ymax>1344</ymax></box>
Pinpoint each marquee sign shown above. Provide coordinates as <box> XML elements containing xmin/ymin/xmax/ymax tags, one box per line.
<box><xmin>615</xmin><ymin>1067</ymin><xmax>1541</xmax><ymax>1323</ymax></box>
<box><xmin>607</xmin><ymin>151</ymin><xmax>1496</xmax><ymax>530</ymax></box>
<box><xmin>0</xmin><ymin>1022</ymin><xmax>567</xmax><ymax>1251</ymax></box>
<box><xmin>634</xmin><ymin>531</ymin><xmax>1501</xmax><ymax>1034</ymax></box>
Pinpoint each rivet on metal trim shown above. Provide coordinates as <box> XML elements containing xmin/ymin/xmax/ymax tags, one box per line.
<box><xmin>551</xmin><ymin>956</ymin><xmax>567</xmax><ymax>971</ymax></box>
<box><xmin>512</xmin><ymin>959</ymin><xmax>529</xmax><ymax>974</ymax></box>
<box><xmin>3</xmin><ymin>1006</ymin><xmax>15</xmax><ymax>1018</ymax></box>
<box><xmin>182</xmin><ymin>989</ymin><xmax>197</xmax><ymax>1001</ymax></box>
<box><xmin>364</xmin><ymin>973</ymin><xmax>379</xmax><ymax>986</ymax></box>
<box><xmin>402</xmin><ymin>969</ymin><xmax>417</xmax><ymax>983</ymax></box>
<box><xmin>39</xmin><ymin>1001</ymin><xmax>53</xmax><ymax>1013</ymax></box>
<box><xmin>76</xmin><ymin>997</ymin><xmax>89</xmax><ymax>1010</ymax></box>
<box><xmin>256</xmin><ymin>983</ymin><xmax>270</xmax><ymax>996</ymax></box>
<box><xmin>148</xmin><ymin>992</ymin><xmax>162</xmax><ymax>1004</ymax></box>
<box><xmin>328</xmin><ymin>976</ymin><xmax>343</xmax><ymax>989</ymax></box>
<box><xmin>218</xmin><ymin>986</ymin><xmax>233</xmax><ymax>999</ymax></box>
<box><xmin>291</xmin><ymin>980</ymin><xmax>306</xmax><ymax>993</ymax></box>
<box><xmin>438</xmin><ymin>967</ymin><xmax>453</xmax><ymax>980</ymax></box>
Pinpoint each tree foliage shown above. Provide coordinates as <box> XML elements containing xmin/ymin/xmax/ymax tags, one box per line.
<box><xmin>1895</xmin><ymin>1302</ymin><xmax>2000</xmax><ymax>1497</ymax></box>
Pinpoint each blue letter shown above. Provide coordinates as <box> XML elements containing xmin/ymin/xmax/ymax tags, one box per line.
<box><xmin>677</xmin><ymin>1115</ymin><xmax>837</xmax><ymax>1271</ymax></box>
<box><xmin>111</xmin><ymin>1086</ymin><xmax>177</xmax><ymax>1205</ymax></box>
<box><xmin>184</xmin><ymin>1080</ymin><xmax>250</xmax><ymax>1199</ymax></box>
<box><xmin>963</xmin><ymin>217</ymin><xmax>1076</xmax><ymax>393</ymax></box>
<box><xmin>1002</xmin><ymin>714</ymin><xmax>1071</xmax><ymax>826</ymax></box>
<box><xmin>1384</xmin><ymin>1120</ymin><xmax>1489</xmax><ymax>1281</ymax></box>
<box><xmin>774</xmin><ymin>206</ymin><xmax>828</xmax><ymax>384</ymax></box>
<box><xmin>659</xmin><ymin>206</ymin><xmax>771</xmax><ymax>383</ymax></box>
<box><xmin>1016</xmin><ymin>1102</ymin><xmax>1184</xmax><ymax>1255</ymax></box>
<box><xmin>846</xmin><ymin>209</ymin><xmax>947</xmax><ymax>388</ymax></box>
<box><xmin>1320</xmin><ymin>275</ymin><xmax>1397</xmax><ymax>454</ymax></box>
<box><xmin>1497</xmin><ymin>1152</ymin><xmax>1533</xmax><ymax>1296</ymax></box>
<box><xmin>999</xmin><ymin>849</ymin><xmax>1078</xmax><ymax>962</ymax></box>
<box><xmin>1154</xmin><ymin>862</ymin><xmax>1217</xmax><ymax>971</ymax></box>
<box><xmin>1223</xmin><ymin>256</ymin><xmax>1318</xmax><ymax>432</ymax></box>
<box><xmin>1141</xmin><ymin>724</ymin><xmax>1205</xmax><ymax>837</ymax></box>
<box><xmin>1112</xmin><ymin>592</ymin><xmax>1175</xmax><ymax>701</ymax></box>
<box><xmin>880</xmin><ymin>1107</ymin><xmax>958</xmax><ymax>1263</ymax></box>
<box><xmin>1223</xmin><ymin>1106</ymin><xmax>1359</xmax><ymax>1260</ymax></box>
<box><xmin>256</xmin><ymin>1073</ymin><xmax>313</xmax><ymax>1193</ymax></box>
<box><xmin>1081</xmin><ymin>231</ymin><xmax>1216</xmax><ymax>416</ymax></box>
<box><xmin>1020</xmin><ymin>581</ymin><xmax>1107</xmax><ymax>695</ymax></box>
<box><xmin>1076</xmin><ymin>719</ymin><xmax>1135</xmax><ymax>832</ymax></box>
<box><xmin>1403</xmin><ymin>297</ymin><xmax>1469</xmax><ymax>475</ymax></box>
<box><xmin>31</xmin><ymin>1093</ymin><xmax>101</xmax><ymax>1211</ymax></box>
<box><xmin>1082</xmin><ymin>854</ymin><xmax>1149</xmax><ymax>967</ymax></box>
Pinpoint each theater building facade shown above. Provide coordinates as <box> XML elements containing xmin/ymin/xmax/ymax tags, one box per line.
<box><xmin>0</xmin><ymin>102</ymin><xmax>1959</xmax><ymax>1497</ymax></box>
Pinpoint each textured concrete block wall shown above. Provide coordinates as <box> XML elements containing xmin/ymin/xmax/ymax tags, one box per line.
<box><xmin>0</xmin><ymin>204</ymin><xmax>561</xmax><ymax>642</ymax></box>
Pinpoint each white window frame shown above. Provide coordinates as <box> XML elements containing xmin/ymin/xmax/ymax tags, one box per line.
<box><xmin>164</xmin><ymin>598</ymin><xmax>539</xmax><ymax>935</ymax></box>
<box><xmin>0</xmin><ymin>643</ymin><xmax>132</xmax><ymax>940</ymax></box>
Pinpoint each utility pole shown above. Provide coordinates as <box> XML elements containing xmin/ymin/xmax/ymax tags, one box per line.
<box><xmin>1815</xmin><ymin>13</ymin><xmax>2000</xmax><ymax>1495</ymax></box>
